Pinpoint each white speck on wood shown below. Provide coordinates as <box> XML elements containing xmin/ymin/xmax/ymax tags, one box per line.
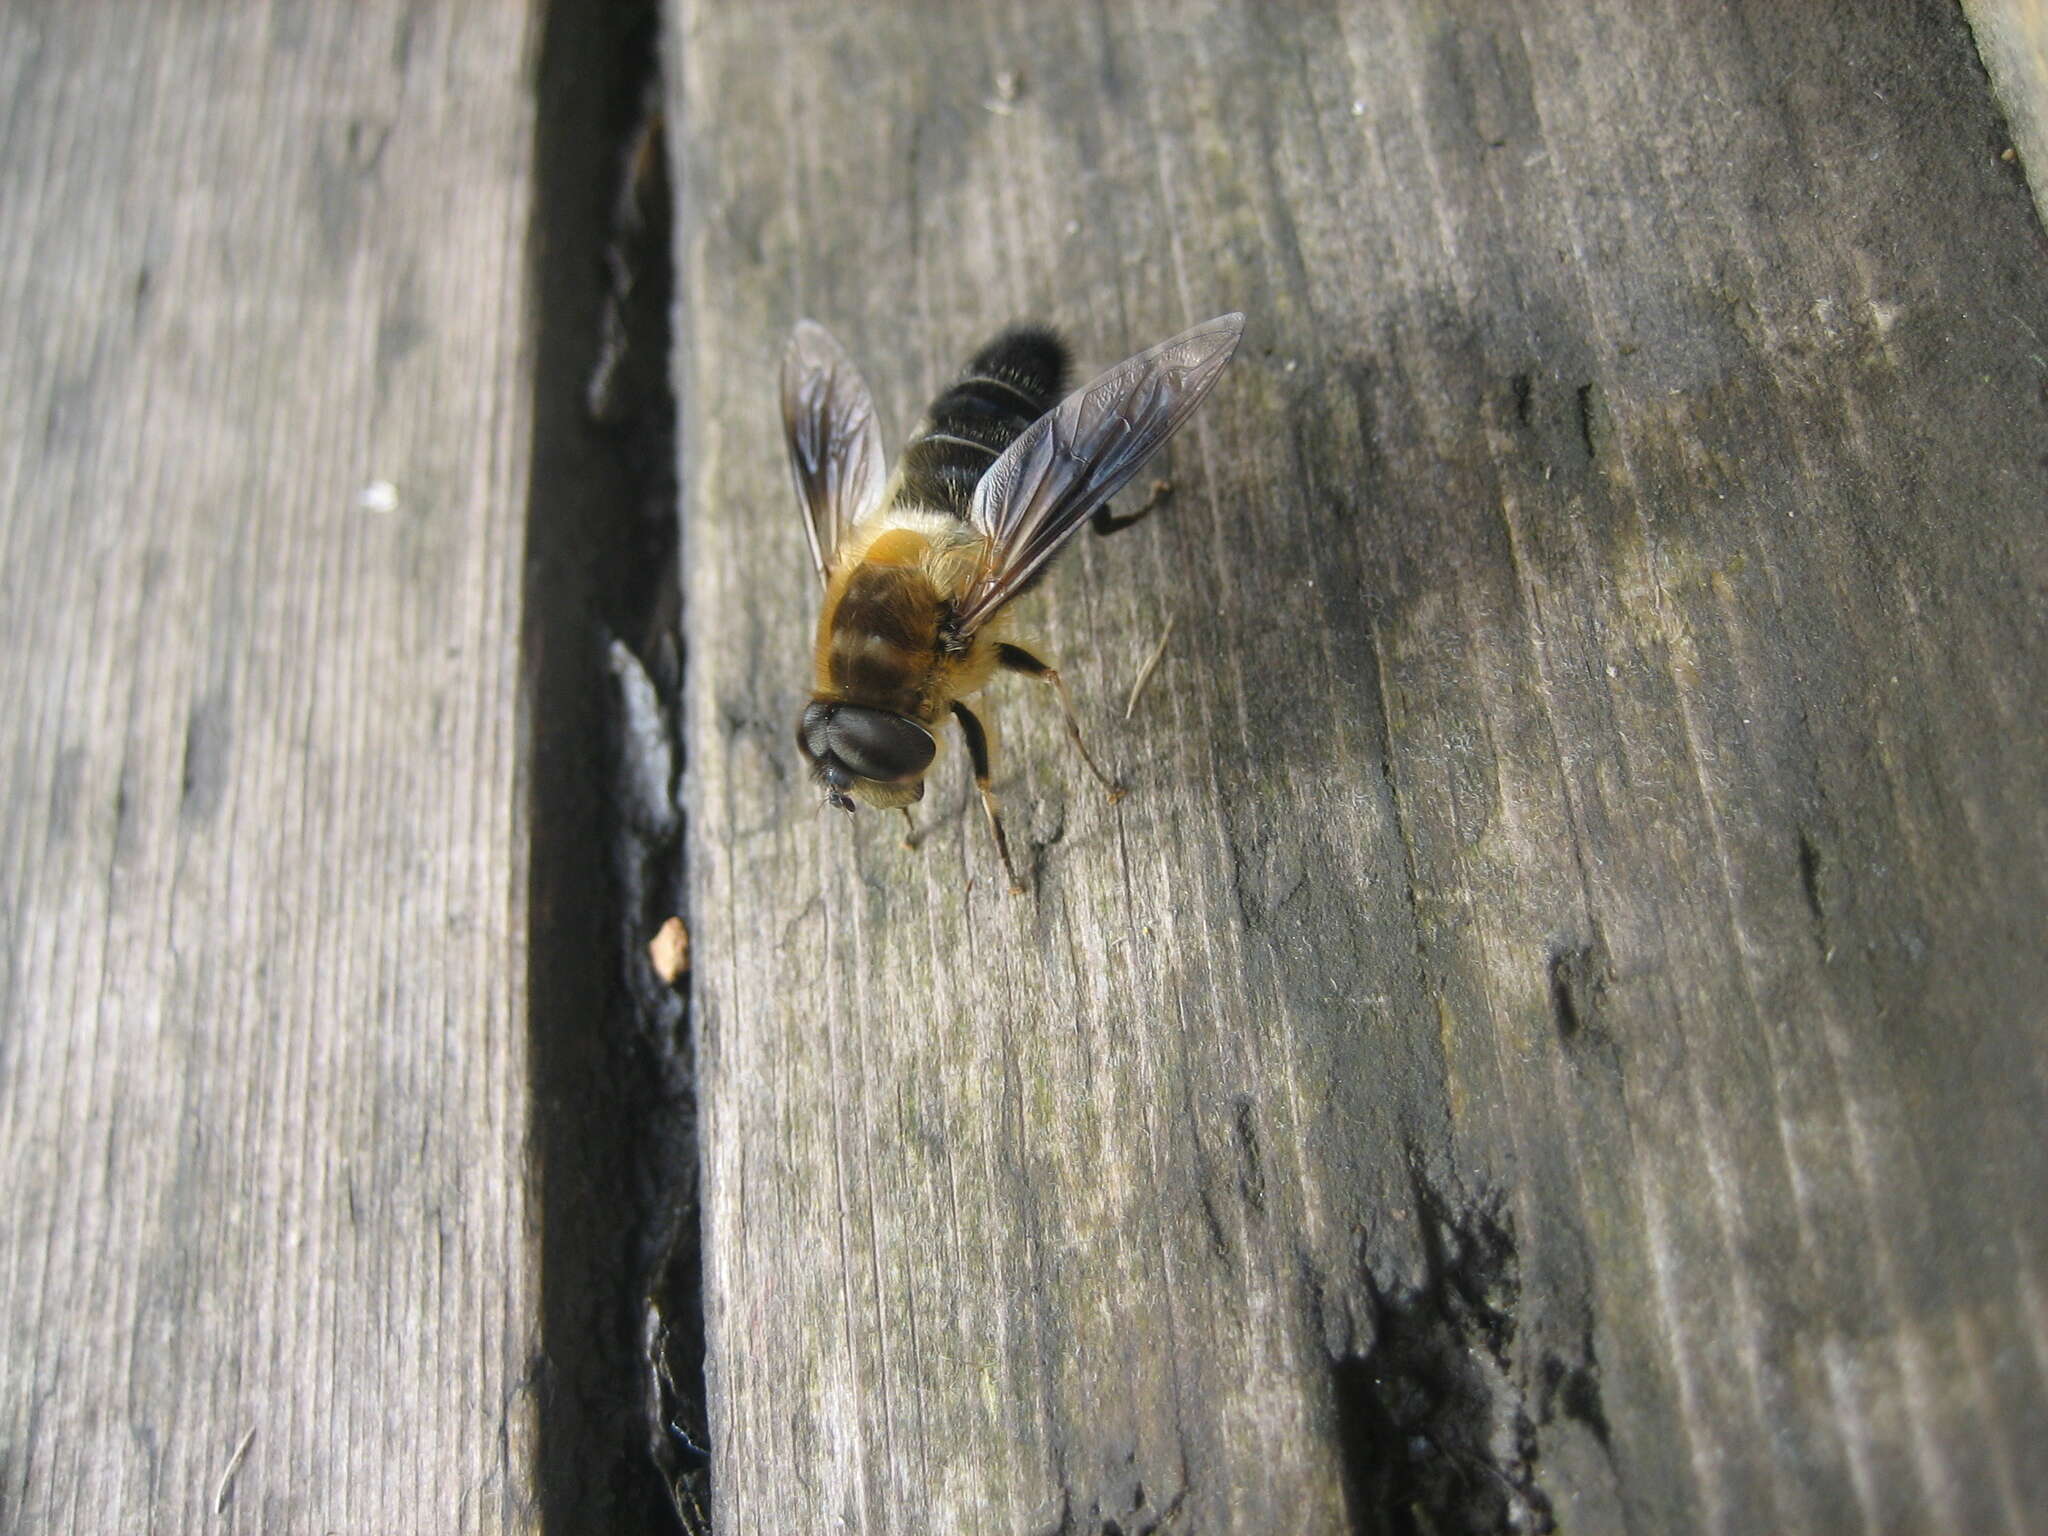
<box><xmin>357</xmin><ymin>479</ymin><xmax>400</xmax><ymax>514</ymax></box>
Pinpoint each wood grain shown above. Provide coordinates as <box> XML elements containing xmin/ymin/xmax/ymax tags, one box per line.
<box><xmin>669</xmin><ymin>1</ymin><xmax>2048</xmax><ymax>1532</ymax></box>
<box><xmin>0</xmin><ymin>6</ymin><xmax>545</xmax><ymax>1531</ymax></box>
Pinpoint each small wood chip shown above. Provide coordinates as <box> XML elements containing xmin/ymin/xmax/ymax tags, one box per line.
<box><xmin>649</xmin><ymin>916</ymin><xmax>690</xmax><ymax>985</ymax></box>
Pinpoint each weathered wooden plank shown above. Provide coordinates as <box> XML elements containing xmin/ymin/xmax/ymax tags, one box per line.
<box><xmin>671</xmin><ymin>1</ymin><xmax>2048</xmax><ymax>1532</ymax></box>
<box><xmin>0</xmin><ymin>7</ymin><xmax>544</xmax><ymax>1531</ymax></box>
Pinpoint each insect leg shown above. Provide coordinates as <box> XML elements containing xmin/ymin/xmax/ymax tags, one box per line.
<box><xmin>1090</xmin><ymin>478</ymin><xmax>1173</xmax><ymax>536</ymax></box>
<box><xmin>899</xmin><ymin>806</ymin><xmax>919</xmax><ymax>850</ymax></box>
<box><xmin>994</xmin><ymin>643</ymin><xmax>1125</xmax><ymax>802</ymax></box>
<box><xmin>951</xmin><ymin>701</ymin><xmax>1026</xmax><ymax>895</ymax></box>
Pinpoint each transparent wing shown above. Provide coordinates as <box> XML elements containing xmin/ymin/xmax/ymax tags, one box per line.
<box><xmin>781</xmin><ymin>320</ymin><xmax>887</xmax><ymax>585</ymax></box>
<box><xmin>956</xmin><ymin>312</ymin><xmax>1244</xmax><ymax>633</ymax></box>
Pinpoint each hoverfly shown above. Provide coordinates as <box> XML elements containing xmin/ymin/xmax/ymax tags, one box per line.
<box><xmin>783</xmin><ymin>311</ymin><xmax>1244</xmax><ymax>892</ymax></box>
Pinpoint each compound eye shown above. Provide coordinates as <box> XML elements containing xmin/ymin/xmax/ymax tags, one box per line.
<box><xmin>826</xmin><ymin>707</ymin><xmax>936</xmax><ymax>784</ymax></box>
<box><xmin>798</xmin><ymin>700</ymin><xmax>836</xmax><ymax>765</ymax></box>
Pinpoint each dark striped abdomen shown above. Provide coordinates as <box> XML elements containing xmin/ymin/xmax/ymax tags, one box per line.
<box><xmin>821</xmin><ymin>535</ymin><xmax>944</xmax><ymax>718</ymax></box>
<box><xmin>897</xmin><ymin>326</ymin><xmax>1070</xmax><ymax>516</ymax></box>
